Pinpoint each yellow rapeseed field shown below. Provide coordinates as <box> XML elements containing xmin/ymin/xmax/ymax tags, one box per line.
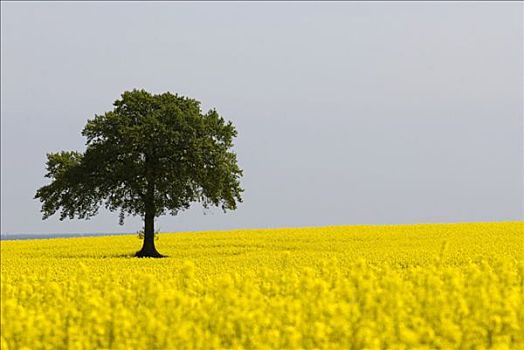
<box><xmin>1</xmin><ymin>222</ymin><xmax>523</xmax><ymax>349</ymax></box>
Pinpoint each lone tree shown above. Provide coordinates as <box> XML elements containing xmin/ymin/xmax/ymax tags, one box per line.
<box><xmin>35</xmin><ymin>89</ymin><xmax>243</xmax><ymax>257</ymax></box>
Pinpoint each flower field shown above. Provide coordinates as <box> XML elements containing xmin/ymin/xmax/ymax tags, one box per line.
<box><xmin>1</xmin><ymin>222</ymin><xmax>523</xmax><ymax>349</ymax></box>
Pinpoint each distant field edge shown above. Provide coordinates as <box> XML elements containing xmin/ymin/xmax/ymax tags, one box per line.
<box><xmin>1</xmin><ymin>220</ymin><xmax>522</xmax><ymax>241</ymax></box>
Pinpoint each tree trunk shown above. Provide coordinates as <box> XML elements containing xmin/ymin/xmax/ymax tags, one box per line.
<box><xmin>135</xmin><ymin>210</ymin><xmax>163</xmax><ymax>258</ymax></box>
<box><xmin>136</xmin><ymin>154</ymin><xmax>163</xmax><ymax>257</ymax></box>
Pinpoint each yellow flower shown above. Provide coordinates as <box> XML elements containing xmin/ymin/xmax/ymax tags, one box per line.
<box><xmin>0</xmin><ymin>222</ymin><xmax>522</xmax><ymax>349</ymax></box>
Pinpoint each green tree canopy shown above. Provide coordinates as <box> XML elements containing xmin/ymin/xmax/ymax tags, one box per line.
<box><xmin>35</xmin><ymin>89</ymin><xmax>243</xmax><ymax>257</ymax></box>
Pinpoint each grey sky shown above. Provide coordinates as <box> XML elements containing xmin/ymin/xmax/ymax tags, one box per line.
<box><xmin>1</xmin><ymin>2</ymin><xmax>522</xmax><ymax>235</ymax></box>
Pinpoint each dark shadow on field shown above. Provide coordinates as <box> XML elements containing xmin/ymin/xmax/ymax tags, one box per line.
<box><xmin>56</xmin><ymin>253</ymin><xmax>169</xmax><ymax>259</ymax></box>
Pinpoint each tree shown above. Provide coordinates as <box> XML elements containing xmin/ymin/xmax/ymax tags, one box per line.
<box><xmin>35</xmin><ymin>89</ymin><xmax>243</xmax><ymax>257</ymax></box>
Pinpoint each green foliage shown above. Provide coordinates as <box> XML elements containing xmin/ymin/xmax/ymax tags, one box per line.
<box><xmin>35</xmin><ymin>89</ymin><xmax>243</xmax><ymax>224</ymax></box>
<box><xmin>136</xmin><ymin>228</ymin><xmax>159</xmax><ymax>241</ymax></box>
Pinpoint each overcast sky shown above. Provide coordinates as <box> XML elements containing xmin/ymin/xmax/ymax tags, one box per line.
<box><xmin>1</xmin><ymin>2</ymin><xmax>522</xmax><ymax>235</ymax></box>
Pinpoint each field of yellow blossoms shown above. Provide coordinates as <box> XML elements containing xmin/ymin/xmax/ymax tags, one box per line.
<box><xmin>1</xmin><ymin>222</ymin><xmax>523</xmax><ymax>349</ymax></box>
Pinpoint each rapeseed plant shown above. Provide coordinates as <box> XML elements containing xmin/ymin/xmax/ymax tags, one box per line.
<box><xmin>1</xmin><ymin>222</ymin><xmax>522</xmax><ymax>349</ymax></box>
